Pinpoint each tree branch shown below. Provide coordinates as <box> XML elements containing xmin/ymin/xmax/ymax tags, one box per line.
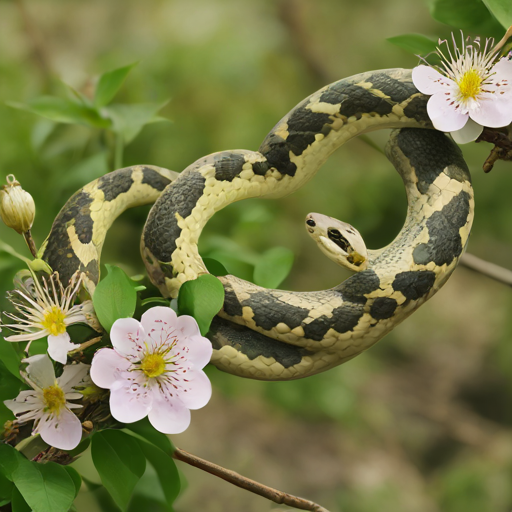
<box><xmin>460</xmin><ymin>253</ymin><xmax>512</xmax><ymax>287</ymax></box>
<box><xmin>173</xmin><ymin>446</ymin><xmax>331</xmax><ymax>512</ymax></box>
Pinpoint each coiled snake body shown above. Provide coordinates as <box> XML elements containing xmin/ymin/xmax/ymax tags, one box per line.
<box><xmin>39</xmin><ymin>68</ymin><xmax>474</xmax><ymax>381</ymax></box>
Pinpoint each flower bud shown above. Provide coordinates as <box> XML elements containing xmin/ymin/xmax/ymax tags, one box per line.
<box><xmin>0</xmin><ymin>175</ymin><xmax>35</xmax><ymax>234</ymax></box>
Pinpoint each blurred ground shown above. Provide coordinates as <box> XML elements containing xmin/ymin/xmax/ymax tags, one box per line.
<box><xmin>1</xmin><ymin>1</ymin><xmax>512</xmax><ymax>511</ymax></box>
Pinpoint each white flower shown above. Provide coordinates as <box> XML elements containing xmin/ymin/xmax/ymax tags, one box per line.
<box><xmin>4</xmin><ymin>354</ymin><xmax>89</xmax><ymax>450</ymax></box>
<box><xmin>1</xmin><ymin>271</ymin><xmax>90</xmax><ymax>364</ymax></box>
<box><xmin>412</xmin><ymin>33</ymin><xmax>512</xmax><ymax>143</ymax></box>
<box><xmin>90</xmin><ymin>306</ymin><xmax>213</xmax><ymax>434</ymax></box>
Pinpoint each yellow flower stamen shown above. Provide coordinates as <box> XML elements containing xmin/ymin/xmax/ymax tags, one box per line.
<box><xmin>41</xmin><ymin>306</ymin><xmax>67</xmax><ymax>336</ymax></box>
<box><xmin>42</xmin><ymin>384</ymin><xmax>66</xmax><ymax>415</ymax></box>
<box><xmin>457</xmin><ymin>69</ymin><xmax>482</xmax><ymax>101</ymax></box>
<box><xmin>140</xmin><ymin>353</ymin><xmax>167</xmax><ymax>378</ymax></box>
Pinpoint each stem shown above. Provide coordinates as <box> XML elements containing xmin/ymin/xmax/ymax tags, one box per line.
<box><xmin>69</xmin><ymin>336</ymin><xmax>103</xmax><ymax>355</ymax></box>
<box><xmin>460</xmin><ymin>253</ymin><xmax>512</xmax><ymax>287</ymax></box>
<box><xmin>114</xmin><ymin>133</ymin><xmax>124</xmax><ymax>170</ymax></box>
<box><xmin>23</xmin><ymin>230</ymin><xmax>38</xmax><ymax>258</ymax></box>
<box><xmin>172</xmin><ymin>447</ymin><xmax>330</xmax><ymax>512</ymax></box>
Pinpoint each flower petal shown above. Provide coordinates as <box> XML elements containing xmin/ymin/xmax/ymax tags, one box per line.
<box><xmin>58</xmin><ymin>362</ymin><xmax>91</xmax><ymax>391</ymax></box>
<box><xmin>177</xmin><ymin>369</ymin><xmax>212</xmax><ymax>410</ymax></box>
<box><xmin>37</xmin><ymin>409</ymin><xmax>82</xmax><ymax>450</ymax></box>
<box><xmin>90</xmin><ymin>348</ymin><xmax>131</xmax><ymax>389</ymax></box>
<box><xmin>47</xmin><ymin>333</ymin><xmax>79</xmax><ymax>364</ymax></box>
<box><xmin>148</xmin><ymin>396</ymin><xmax>191</xmax><ymax>434</ymax></box>
<box><xmin>412</xmin><ymin>65</ymin><xmax>455</xmax><ymax>95</ymax></box>
<box><xmin>141</xmin><ymin>306</ymin><xmax>179</xmax><ymax>350</ymax></box>
<box><xmin>4</xmin><ymin>390</ymin><xmax>42</xmax><ymax>415</ymax></box>
<box><xmin>174</xmin><ymin>315</ymin><xmax>200</xmax><ymax>338</ymax></box>
<box><xmin>427</xmin><ymin>93</ymin><xmax>469</xmax><ymax>132</ymax></box>
<box><xmin>450</xmin><ymin>118</ymin><xmax>484</xmax><ymax>144</ymax></box>
<box><xmin>469</xmin><ymin>96</ymin><xmax>512</xmax><ymax>128</ymax></box>
<box><xmin>109</xmin><ymin>381</ymin><xmax>152</xmax><ymax>423</ymax></box>
<box><xmin>110</xmin><ymin>317</ymin><xmax>146</xmax><ymax>360</ymax></box>
<box><xmin>23</xmin><ymin>354</ymin><xmax>55</xmax><ymax>389</ymax></box>
<box><xmin>174</xmin><ymin>334</ymin><xmax>213</xmax><ymax>369</ymax></box>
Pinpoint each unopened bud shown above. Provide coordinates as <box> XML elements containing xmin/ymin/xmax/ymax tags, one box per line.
<box><xmin>0</xmin><ymin>175</ymin><xmax>35</xmax><ymax>234</ymax></box>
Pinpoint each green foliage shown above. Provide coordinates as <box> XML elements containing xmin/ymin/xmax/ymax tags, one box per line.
<box><xmin>92</xmin><ymin>264</ymin><xmax>138</xmax><ymax>332</ymax></box>
<box><xmin>203</xmin><ymin>257</ymin><xmax>229</xmax><ymax>277</ymax></box>
<box><xmin>6</xmin><ymin>63</ymin><xmax>168</xmax><ymax>169</ymax></box>
<box><xmin>91</xmin><ymin>430</ymin><xmax>146</xmax><ymax>511</ymax></box>
<box><xmin>177</xmin><ymin>274</ymin><xmax>225</xmax><ymax>336</ymax></box>
<box><xmin>0</xmin><ymin>335</ymin><xmax>23</xmax><ymax>380</ymax></box>
<box><xmin>125</xmin><ymin>418</ymin><xmax>174</xmax><ymax>456</ymax></box>
<box><xmin>136</xmin><ymin>440</ymin><xmax>180</xmax><ymax>509</ymax></box>
<box><xmin>481</xmin><ymin>0</ymin><xmax>512</xmax><ymax>27</ymax></box>
<box><xmin>430</xmin><ymin>0</ymin><xmax>505</xmax><ymax>35</ymax></box>
<box><xmin>387</xmin><ymin>34</ymin><xmax>438</xmax><ymax>56</ymax></box>
<box><xmin>253</xmin><ymin>246</ymin><xmax>294</xmax><ymax>289</ymax></box>
<box><xmin>94</xmin><ymin>63</ymin><xmax>138</xmax><ymax>108</ymax></box>
<box><xmin>0</xmin><ymin>444</ymin><xmax>76</xmax><ymax>512</ymax></box>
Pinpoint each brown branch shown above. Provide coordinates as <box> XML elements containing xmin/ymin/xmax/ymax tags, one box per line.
<box><xmin>173</xmin><ymin>446</ymin><xmax>331</xmax><ymax>512</ymax></box>
<box><xmin>476</xmin><ymin>126</ymin><xmax>512</xmax><ymax>172</ymax></box>
<box><xmin>460</xmin><ymin>252</ymin><xmax>512</xmax><ymax>287</ymax></box>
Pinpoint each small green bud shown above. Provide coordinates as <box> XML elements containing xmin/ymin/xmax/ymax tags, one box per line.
<box><xmin>0</xmin><ymin>174</ymin><xmax>35</xmax><ymax>234</ymax></box>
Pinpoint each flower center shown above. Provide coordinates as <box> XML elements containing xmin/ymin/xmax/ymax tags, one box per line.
<box><xmin>457</xmin><ymin>69</ymin><xmax>482</xmax><ymax>101</ymax></box>
<box><xmin>42</xmin><ymin>306</ymin><xmax>67</xmax><ymax>336</ymax></box>
<box><xmin>42</xmin><ymin>384</ymin><xmax>66</xmax><ymax>415</ymax></box>
<box><xmin>140</xmin><ymin>353</ymin><xmax>167</xmax><ymax>378</ymax></box>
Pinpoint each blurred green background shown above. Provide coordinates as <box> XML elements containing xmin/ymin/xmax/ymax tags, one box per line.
<box><xmin>1</xmin><ymin>0</ymin><xmax>512</xmax><ymax>511</ymax></box>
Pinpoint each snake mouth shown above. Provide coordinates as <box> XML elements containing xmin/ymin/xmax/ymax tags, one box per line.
<box><xmin>327</xmin><ymin>228</ymin><xmax>351</xmax><ymax>252</ymax></box>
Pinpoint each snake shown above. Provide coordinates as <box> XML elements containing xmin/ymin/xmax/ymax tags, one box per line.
<box><xmin>38</xmin><ymin>68</ymin><xmax>474</xmax><ymax>381</ymax></box>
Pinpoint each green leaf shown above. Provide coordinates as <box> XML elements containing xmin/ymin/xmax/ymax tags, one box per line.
<box><xmin>94</xmin><ymin>63</ymin><xmax>138</xmax><ymax>108</ymax></box>
<box><xmin>430</xmin><ymin>0</ymin><xmax>504</xmax><ymax>35</ymax></box>
<box><xmin>63</xmin><ymin>466</ymin><xmax>82</xmax><ymax>498</ymax></box>
<box><xmin>177</xmin><ymin>274</ymin><xmax>225</xmax><ymax>336</ymax></box>
<box><xmin>91</xmin><ymin>430</ymin><xmax>146</xmax><ymax>511</ymax></box>
<box><xmin>12</xmin><ymin>459</ymin><xmax>76</xmax><ymax>512</ymax></box>
<box><xmin>387</xmin><ymin>34</ymin><xmax>438</xmax><ymax>56</ymax></box>
<box><xmin>0</xmin><ymin>443</ymin><xmax>20</xmax><ymax>480</ymax></box>
<box><xmin>136</xmin><ymin>440</ymin><xmax>180</xmax><ymax>509</ymax></box>
<box><xmin>0</xmin><ymin>336</ymin><xmax>22</xmax><ymax>380</ymax></box>
<box><xmin>7</xmin><ymin>97</ymin><xmax>110</xmax><ymax>129</ymax></box>
<box><xmin>93</xmin><ymin>265</ymin><xmax>138</xmax><ymax>332</ymax></box>
<box><xmin>482</xmin><ymin>0</ymin><xmax>512</xmax><ymax>27</ymax></box>
<box><xmin>103</xmin><ymin>102</ymin><xmax>169</xmax><ymax>144</ymax></box>
<box><xmin>11</xmin><ymin>487</ymin><xmax>30</xmax><ymax>512</ymax></box>
<box><xmin>125</xmin><ymin>418</ymin><xmax>173</xmax><ymax>456</ymax></box>
<box><xmin>253</xmin><ymin>247</ymin><xmax>294</xmax><ymax>289</ymax></box>
<box><xmin>0</xmin><ymin>469</ymin><xmax>13</xmax><ymax>500</ymax></box>
<box><xmin>203</xmin><ymin>257</ymin><xmax>228</xmax><ymax>277</ymax></box>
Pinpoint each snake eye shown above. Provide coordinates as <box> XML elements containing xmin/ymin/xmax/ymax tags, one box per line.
<box><xmin>328</xmin><ymin>228</ymin><xmax>350</xmax><ymax>252</ymax></box>
<box><xmin>306</xmin><ymin>219</ymin><xmax>316</xmax><ymax>227</ymax></box>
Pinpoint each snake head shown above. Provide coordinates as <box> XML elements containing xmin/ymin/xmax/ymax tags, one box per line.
<box><xmin>305</xmin><ymin>213</ymin><xmax>368</xmax><ymax>272</ymax></box>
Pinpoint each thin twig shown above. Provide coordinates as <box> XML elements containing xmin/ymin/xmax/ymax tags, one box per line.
<box><xmin>172</xmin><ymin>447</ymin><xmax>331</xmax><ymax>512</ymax></box>
<box><xmin>23</xmin><ymin>230</ymin><xmax>37</xmax><ymax>258</ymax></box>
<box><xmin>460</xmin><ymin>253</ymin><xmax>512</xmax><ymax>287</ymax></box>
<box><xmin>69</xmin><ymin>336</ymin><xmax>103</xmax><ymax>355</ymax></box>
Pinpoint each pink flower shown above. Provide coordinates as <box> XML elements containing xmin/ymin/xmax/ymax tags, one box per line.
<box><xmin>90</xmin><ymin>306</ymin><xmax>212</xmax><ymax>434</ymax></box>
<box><xmin>412</xmin><ymin>34</ymin><xmax>512</xmax><ymax>143</ymax></box>
<box><xmin>4</xmin><ymin>355</ymin><xmax>89</xmax><ymax>450</ymax></box>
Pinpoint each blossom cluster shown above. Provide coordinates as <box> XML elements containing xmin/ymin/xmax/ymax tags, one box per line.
<box><xmin>1</xmin><ymin>270</ymin><xmax>213</xmax><ymax>450</ymax></box>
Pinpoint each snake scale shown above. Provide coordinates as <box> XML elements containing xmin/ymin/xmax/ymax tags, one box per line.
<box><xmin>38</xmin><ymin>68</ymin><xmax>474</xmax><ymax>381</ymax></box>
